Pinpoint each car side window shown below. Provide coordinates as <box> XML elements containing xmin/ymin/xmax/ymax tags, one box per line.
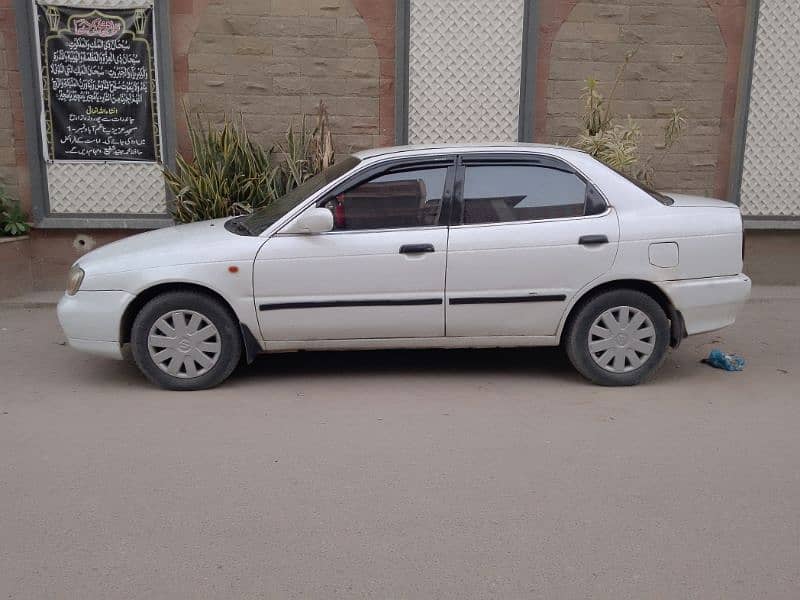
<box><xmin>320</xmin><ymin>167</ymin><xmax>448</xmax><ymax>231</ymax></box>
<box><xmin>462</xmin><ymin>164</ymin><xmax>588</xmax><ymax>224</ymax></box>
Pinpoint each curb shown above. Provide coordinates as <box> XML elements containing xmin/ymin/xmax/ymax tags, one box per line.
<box><xmin>0</xmin><ymin>292</ymin><xmax>62</xmax><ymax>309</ymax></box>
<box><xmin>0</xmin><ymin>301</ymin><xmax>59</xmax><ymax>309</ymax></box>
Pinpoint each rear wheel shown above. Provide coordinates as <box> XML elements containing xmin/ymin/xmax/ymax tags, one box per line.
<box><xmin>131</xmin><ymin>292</ymin><xmax>241</xmax><ymax>390</ymax></box>
<box><xmin>564</xmin><ymin>289</ymin><xmax>670</xmax><ymax>386</ymax></box>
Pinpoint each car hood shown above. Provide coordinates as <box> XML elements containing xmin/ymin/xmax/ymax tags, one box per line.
<box><xmin>667</xmin><ymin>193</ymin><xmax>738</xmax><ymax>209</ymax></box>
<box><xmin>77</xmin><ymin>218</ymin><xmax>265</xmax><ymax>275</ymax></box>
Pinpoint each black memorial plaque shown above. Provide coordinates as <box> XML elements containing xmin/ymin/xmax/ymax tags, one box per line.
<box><xmin>37</xmin><ymin>5</ymin><xmax>160</xmax><ymax>161</ymax></box>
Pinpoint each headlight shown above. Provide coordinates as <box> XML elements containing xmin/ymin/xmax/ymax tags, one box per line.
<box><xmin>66</xmin><ymin>266</ymin><xmax>85</xmax><ymax>295</ymax></box>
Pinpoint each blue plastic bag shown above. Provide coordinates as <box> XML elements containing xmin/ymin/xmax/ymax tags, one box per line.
<box><xmin>702</xmin><ymin>349</ymin><xmax>745</xmax><ymax>372</ymax></box>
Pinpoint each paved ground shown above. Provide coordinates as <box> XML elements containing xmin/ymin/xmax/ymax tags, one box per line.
<box><xmin>1</xmin><ymin>288</ymin><xmax>799</xmax><ymax>599</ymax></box>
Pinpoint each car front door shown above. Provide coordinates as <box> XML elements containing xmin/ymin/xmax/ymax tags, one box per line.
<box><xmin>253</xmin><ymin>158</ymin><xmax>454</xmax><ymax>342</ymax></box>
<box><xmin>445</xmin><ymin>154</ymin><xmax>620</xmax><ymax>338</ymax></box>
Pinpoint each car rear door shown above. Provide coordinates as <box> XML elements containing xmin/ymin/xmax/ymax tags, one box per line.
<box><xmin>444</xmin><ymin>153</ymin><xmax>620</xmax><ymax>337</ymax></box>
<box><xmin>253</xmin><ymin>156</ymin><xmax>455</xmax><ymax>341</ymax></box>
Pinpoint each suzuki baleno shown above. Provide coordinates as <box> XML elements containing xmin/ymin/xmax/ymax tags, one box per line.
<box><xmin>58</xmin><ymin>144</ymin><xmax>751</xmax><ymax>390</ymax></box>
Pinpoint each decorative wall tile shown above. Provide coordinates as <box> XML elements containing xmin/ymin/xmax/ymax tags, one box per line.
<box><xmin>407</xmin><ymin>0</ymin><xmax>523</xmax><ymax>144</ymax></box>
<box><xmin>47</xmin><ymin>162</ymin><xmax>167</xmax><ymax>214</ymax></box>
<box><xmin>741</xmin><ymin>0</ymin><xmax>800</xmax><ymax>217</ymax></box>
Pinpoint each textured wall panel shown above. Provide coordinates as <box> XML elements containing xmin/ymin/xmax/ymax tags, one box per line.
<box><xmin>740</xmin><ymin>0</ymin><xmax>800</xmax><ymax>217</ymax></box>
<box><xmin>407</xmin><ymin>0</ymin><xmax>523</xmax><ymax>144</ymax></box>
<box><xmin>47</xmin><ymin>162</ymin><xmax>166</xmax><ymax>214</ymax></box>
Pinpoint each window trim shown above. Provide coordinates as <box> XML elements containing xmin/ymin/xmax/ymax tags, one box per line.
<box><xmin>311</xmin><ymin>157</ymin><xmax>456</xmax><ymax>234</ymax></box>
<box><xmin>451</xmin><ymin>154</ymin><xmax>605</xmax><ymax>227</ymax></box>
<box><xmin>271</xmin><ymin>152</ymin><xmax>613</xmax><ymax>236</ymax></box>
<box><xmin>303</xmin><ymin>225</ymin><xmax>450</xmax><ymax>236</ymax></box>
<box><xmin>447</xmin><ymin>207</ymin><xmax>612</xmax><ymax>230</ymax></box>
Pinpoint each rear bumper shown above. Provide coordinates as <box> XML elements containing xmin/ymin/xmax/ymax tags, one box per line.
<box><xmin>57</xmin><ymin>290</ymin><xmax>134</xmax><ymax>360</ymax></box>
<box><xmin>659</xmin><ymin>274</ymin><xmax>751</xmax><ymax>336</ymax></box>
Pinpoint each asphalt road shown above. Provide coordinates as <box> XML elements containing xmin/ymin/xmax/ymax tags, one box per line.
<box><xmin>1</xmin><ymin>288</ymin><xmax>799</xmax><ymax>599</ymax></box>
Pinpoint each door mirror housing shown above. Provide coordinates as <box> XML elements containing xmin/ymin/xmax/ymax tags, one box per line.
<box><xmin>283</xmin><ymin>207</ymin><xmax>334</xmax><ymax>234</ymax></box>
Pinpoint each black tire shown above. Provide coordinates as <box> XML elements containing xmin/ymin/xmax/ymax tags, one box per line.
<box><xmin>564</xmin><ymin>289</ymin><xmax>670</xmax><ymax>386</ymax></box>
<box><xmin>130</xmin><ymin>291</ymin><xmax>241</xmax><ymax>391</ymax></box>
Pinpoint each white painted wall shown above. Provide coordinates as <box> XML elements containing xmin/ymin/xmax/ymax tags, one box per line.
<box><xmin>740</xmin><ymin>0</ymin><xmax>800</xmax><ymax>218</ymax></box>
<box><xmin>407</xmin><ymin>0</ymin><xmax>524</xmax><ymax>144</ymax></box>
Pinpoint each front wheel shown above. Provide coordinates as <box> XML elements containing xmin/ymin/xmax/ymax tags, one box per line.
<box><xmin>564</xmin><ymin>289</ymin><xmax>670</xmax><ymax>386</ymax></box>
<box><xmin>131</xmin><ymin>291</ymin><xmax>242</xmax><ymax>391</ymax></box>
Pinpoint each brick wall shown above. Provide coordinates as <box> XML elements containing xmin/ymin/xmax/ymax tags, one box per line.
<box><xmin>0</xmin><ymin>23</ymin><xmax>15</xmax><ymax>197</ymax></box>
<box><xmin>705</xmin><ymin>0</ymin><xmax>747</xmax><ymax>198</ymax></box>
<box><xmin>538</xmin><ymin>0</ymin><xmax>732</xmax><ymax>198</ymax></box>
<box><xmin>27</xmin><ymin>229</ymin><xmax>133</xmax><ymax>292</ymax></box>
<box><xmin>351</xmin><ymin>0</ymin><xmax>395</xmax><ymax>147</ymax></box>
<box><xmin>0</xmin><ymin>2</ymin><xmax>24</xmax><ymax>208</ymax></box>
<box><xmin>184</xmin><ymin>0</ymin><xmax>385</xmax><ymax>154</ymax></box>
<box><xmin>0</xmin><ymin>237</ymin><xmax>32</xmax><ymax>298</ymax></box>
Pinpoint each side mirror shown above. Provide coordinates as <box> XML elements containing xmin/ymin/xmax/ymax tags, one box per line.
<box><xmin>282</xmin><ymin>207</ymin><xmax>334</xmax><ymax>235</ymax></box>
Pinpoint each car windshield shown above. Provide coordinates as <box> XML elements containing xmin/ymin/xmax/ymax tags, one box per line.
<box><xmin>239</xmin><ymin>156</ymin><xmax>361</xmax><ymax>234</ymax></box>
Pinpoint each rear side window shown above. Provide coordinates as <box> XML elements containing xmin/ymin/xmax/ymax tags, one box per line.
<box><xmin>462</xmin><ymin>164</ymin><xmax>588</xmax><ymax>224</ymax></box>
<box><xmin>320</xmin><ymin>167</ymin><xmax>448</xmax><ymax>231</ymax></box>
<box><xmin>609</xmin><ymin>165</ymin><xmax>674</xmax><ymax>206</ymax></box>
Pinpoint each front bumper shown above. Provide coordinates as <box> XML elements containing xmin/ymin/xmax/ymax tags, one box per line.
<box><xmin>659</xmin><ymin>274</ymin><xmax>751</xmax><ymax>336</ymax></box>
<box><xmin>57</xmin><ymin>290</ymin><xmax>135</xmax><ymax>360</ymax></box>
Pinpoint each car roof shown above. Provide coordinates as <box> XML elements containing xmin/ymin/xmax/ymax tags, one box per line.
<box><xmin>351</xmin><ymin>142</ymin><xmax>586</xmax><ymax>161</ymax></box>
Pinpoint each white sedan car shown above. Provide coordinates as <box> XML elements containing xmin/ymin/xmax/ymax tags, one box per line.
<box><xmin>58</xmin><ymin>144</ymin><xmax>751</xmax><ymax>390</ymax></box>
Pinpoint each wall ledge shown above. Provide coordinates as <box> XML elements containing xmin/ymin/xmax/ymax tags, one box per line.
<box><xmin>35</xmin><ymin>216</ymin><xmax>174</xmax><ymax>230</ymax></box>
<box><xmin>744</xmin><ymin>219</ymin><xmax>800</xmax><ymax>230</ymax></box>
<box><xmin>0</xmin><ymin>235</ymin><xmax>30</xmax><ymax>244</ymax></box>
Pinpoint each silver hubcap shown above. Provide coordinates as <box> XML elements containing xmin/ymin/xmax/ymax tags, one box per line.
<box><xmin>147</xmin><ymin>310</ymin><xmax>221</xmax><ymax>379</ymax></box>
<box><xmin>588</xmin><ymin>306</ymin><xmax>656</xmax><ymax>373</ymax></box>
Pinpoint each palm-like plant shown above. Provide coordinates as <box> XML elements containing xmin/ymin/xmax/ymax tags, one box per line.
<box><xmin>165</xmin><ymin>114</ymin><xmax>281</xmax><ymax>223</ymax></box>
<box><xmin>574</xmin><ymin>50</ymin><xmax>686</xmax><ymax>186</ymax></box>
<box><xmin>166</xmin><ymin>102</ymin><xmax>336</xmax><ymax>224</ymax></box>
<box><xmin>278</xmin><ymin>100</ymin><xmax>335</xmax><ymax>193</ymax></box>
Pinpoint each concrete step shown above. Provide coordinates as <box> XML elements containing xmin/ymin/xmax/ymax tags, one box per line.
<box><xmin>0</xmin><ymin>290</ymin><xmax>63</xmax><ymax>308</ymax></box>
<box><xmin>748</xmin><ymin>285</ymin><xmax>800</xmax><ymax>300</ymax></box>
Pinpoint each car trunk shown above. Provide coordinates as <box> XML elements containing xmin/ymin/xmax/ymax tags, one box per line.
<box><xmin>666</xmin><ymin>193</ymin><xmax>739</xmax><ymax>210</ymax></box>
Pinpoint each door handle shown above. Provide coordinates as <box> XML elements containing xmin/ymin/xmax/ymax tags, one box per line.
<box><xmin>399</xmin><ymin>243</ymin><xmax>435</xmax><ymax>254</ymax></box>
<box><xmin>579</xmin><ymin>235</ymin><xmax>609</xmax><ymax>246</ymax></box>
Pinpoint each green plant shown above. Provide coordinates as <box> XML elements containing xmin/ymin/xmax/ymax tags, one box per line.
<box><xmin>165</xmin><ymin>113</ymin><xmax>281</xmax><ymax>223</ymax></box>
<box><xmin>166</xmin><ymin>101</ymin><xmax>336</xmax><ymax>224</ymax></box>
<box><xmin>0</xmin><ymin>190</ymin><xmax>30</xmax><ymax>237</ymax></box>
<box><xmin>278</xmin><ymin>100</ymin><xmax>335</xmax><ymax>193</ymax></box>
<box><xmin>573</xmin><ymin>50</ymin><xmax>686</xmax><ymax>186</ymax></box>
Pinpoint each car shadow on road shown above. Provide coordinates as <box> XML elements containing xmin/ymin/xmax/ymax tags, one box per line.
<box><xmin>76</xmin><ymin>344</ymin><xmax>713</xmax><ymax>391</ymax></box>
<box><xmin>233</xmin><ymin>346</ymin><xmax>579</xmax><ymax>383</ymax></box>
<box><xmin>70</xmin><ymin>346</ymin><xmax>583</xmax><ymax>392</ymax></box>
